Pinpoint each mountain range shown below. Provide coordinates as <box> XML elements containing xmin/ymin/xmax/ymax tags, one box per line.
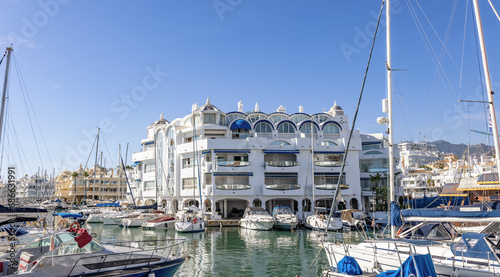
<box><xmin>431</xmin><ymin>140</ymin><xmax>494</xmax><ymax>158</ymax></box>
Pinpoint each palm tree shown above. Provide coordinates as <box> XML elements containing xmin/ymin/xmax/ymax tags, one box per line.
<box><xmin>83</xmin><ymin>171</ymin><xmax>89</xmax><ymax>205</ymax></box>
<box><xmin>369</xmin><ymin>173</ymin><xmax>384</xmax><ymax>211</ymax></box>
<box><xmin>71</xmin><ymin>171</ymin><xmax>78</xmax><ymax>205</ymax></box>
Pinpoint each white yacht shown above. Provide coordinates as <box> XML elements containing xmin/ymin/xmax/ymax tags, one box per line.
<box><xmin>175</xmin><ymin>209</ymin><xmax>206</xmax><ymax>233</ymax></box>
<box><xmin>240</xmin><ymin>207</ymin><xmax>274</xmax><ymax>231</ymax></box>
<box><xmin>142</xmin><ymin>216</ymin><xmax>176</xmax><ymax>229</ymax></box>
<box><xmin>272</xmin><ymin>206</ymin><xmax>298</xmax><ymax>230</ymax></box>
<box><xmin>122</xmin><ymin>212</ymin><xmax>159</xmax><ymax>228</ymax></box>
<box><xmin>304</xmin><ymin>208</ymin><xmax>343</xmax><ymax>231</ymax></box>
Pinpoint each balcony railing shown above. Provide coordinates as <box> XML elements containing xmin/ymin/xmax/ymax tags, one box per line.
<box><xmin>217</xmin><ymin>161</ymin><xmax>251</xmax><ymax>167</ymax></box>
<box><xmin>315</xmin><ymin>161</ymin><xmax>343</xmax><ymax>167</ymax></box>
<box><xmin>216</xmin><ymin>184</ymin><xmax>251</xmax><ymax>190</ymax></box>
<box><xmin>265</xmin><ymin>184</ymin><xmax>300</xmax><ymax>190</ymax></box>
<box><xmin>315</xmin><ymin>184</ymin><xmax>349</xmax><ymax>190</ymax></box>
<box><xmin>266</xmin><ymin>161</ymin><xmax>300</xmax><ymax>167</ymax></box>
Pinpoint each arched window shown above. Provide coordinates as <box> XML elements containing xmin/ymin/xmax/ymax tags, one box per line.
<box><xmin>226</xmin><ymin>113</ymin><xmax>246</xmax><ymax>126</ymax></box>
<box><xmin>320</xmin><ymin>141</ymin><xmax>337</xmax><ymax>146</ymax></box>
<box><xmin>270</xmin><ymin>140</ymin><xmax>291</xmax><ymax>146</ymax></box>
<box><xmin>253</xmin><ymin>198</ymin><xmax>262</xmax><ymax>207</ymax></box>
<box><xmin>350</xmin><ymin>198</ymin><xmax>359</xmax><ymax>210</ymax></box>
<box><xmin>323</xmin><ymin>123</ymin><xmax>340</xmax><ymax>134</ymax></box>
<box><xmin>364</xmin><ymin>150</ymin><xmax>384</xmax><ymax>155</ymax></box>
<box><xmin>254</xmin><ymin>122</ymin><xmax>273</xmax><ymax>133</ymax></box>
<box><xmin>248</xmin><ymin>113</ymin><xmax>267</xmax><ymax>124</ymax></box>
<box><xmin>291</xmin><ymin>114</ymin><xmax>310</xmax><ymax>124</ymax></box>
<box><xmin>277</xmin><ymin>122</ymin><xmax>296</xmax><ymax>134</ymax></box>
<box><xmin>312</xmin><ymin>114</ymin><xmax>331</xmax><ymax>124</ymax></box>
<box><xmin>300</xmin><ymin>122</ymin><xmax>318</xmax><ymax>134</ymax></box>
<box><xmin>269</xmin><ymin>113</ymin><xmax>289</xmax><ymax>124</ymax></box>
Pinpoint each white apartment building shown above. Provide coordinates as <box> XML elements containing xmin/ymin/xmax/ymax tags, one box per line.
<box><xmin>131</xmin><ymin>99</ymin><xmax>369</xmax><ymax>218</ymax></box>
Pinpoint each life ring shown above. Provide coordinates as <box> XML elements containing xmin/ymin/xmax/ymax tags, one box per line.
<box><xmin>193</xmin><ymin>218</ymin><xmax>198</xmax><ymax>224</ymax></box>
<box><xmin>70</xmin><ymin>221</ymin><xmax>80</xmax><ymax>229</ymax></box>
<box><xmin>58</xmin><ymin>219</ymin><xmax>69</xmax><ymax>228</ymax></box>
<box><xmin>36</xmin><ymin>218</ymin><xmax>46</xmax><ymax>228</ymax></box>
<box><xmin>396</xmin><ymin>228</ymin><xmax>403</xmax><ymax>237</ymax></box>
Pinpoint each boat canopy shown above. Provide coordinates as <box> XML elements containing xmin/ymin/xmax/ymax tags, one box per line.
<box><xmin>450</xmin><ymin>232</ymin><xmax>499</xmax><ymax>260</ymax></box>
<box><xmin>53</xmin><ymin>212</ymin><xmax>83</xmax><ymax>218</ymax></box>
<box><xmin>96</xmin><ymin>202</ymin><xmax>119</xmax><ymax>207</ymax></box>
<box><xmin>401</xmin><ymin>208</ymin><xmax>500</xmax><ymax>222</ymax></box>
<box><xmin>336</xmin><ymin>256</ymin><xmax>363</xmax><ymax>275</ymax></box>
<box><xmin>376</xmin><ymin>253</ymin><xmax>437</xmax><ymax>277</ymax></box>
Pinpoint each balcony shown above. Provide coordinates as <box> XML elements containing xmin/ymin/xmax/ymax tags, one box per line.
<box><xmin>315</xmin><ymin>184</ymin><xmax>349</xmax><ymax>190</ymax></box>
<box><xmin>265</xmin><ymin>184</ymin><xmax>300</xmax><ymax>190</ymax></box>
<box><xmin>217</xmin><ymin>161</ymin><xmax>251</xmax><ymax>167</ymax></box>
<box><xmin>315</xmin><ymin>161</ymin><xmax>343</xmax><ymax>167</ymax></box>
<box><xmin>216</xmin><ymin>184</ymin><xmax>251</xmax><ymax>190</ymax></box>
<box><xmin>266</xmin><ymin>161</ymin><xmax>299</xmax><ymax>167</ymax></box>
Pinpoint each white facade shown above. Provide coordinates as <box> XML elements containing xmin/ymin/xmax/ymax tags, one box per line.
<box><xmin>398</xmin><ymin>141</ymin><xmax>440</xmax><ymax>169</ymax></box>
<box><xmin>132</xmin><ymin>99</ymin><xmax>367</xmax><ymax>217</ymax></box>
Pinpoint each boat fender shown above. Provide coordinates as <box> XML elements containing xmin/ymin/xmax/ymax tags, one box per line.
<box><xmin>193</xmin><ymin>218</ymin><xmax>197</xmax><ymax>224</ymax></box>
<box><xmin>148</xmin><ymin>271</ymin><xmax>155</xmax><ymax>277</ymax></box>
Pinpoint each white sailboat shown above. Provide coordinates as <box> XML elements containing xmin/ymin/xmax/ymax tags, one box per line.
<box><xmin>323</xmin><ymin>1</ymin><xmax>500</xmax><ymax>276</ymax></box>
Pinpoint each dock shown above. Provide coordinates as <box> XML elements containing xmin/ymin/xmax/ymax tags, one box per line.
<box><xmin>206</xmin><ymin>219</ymin><xmax>240</xmax><ymax>227</ymax></box>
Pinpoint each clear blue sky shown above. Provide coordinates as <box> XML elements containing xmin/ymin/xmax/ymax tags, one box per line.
<box><xmin>0</xmin><ymin>0</ymin><xmax>499</xmax><ymax>177</ymax></box>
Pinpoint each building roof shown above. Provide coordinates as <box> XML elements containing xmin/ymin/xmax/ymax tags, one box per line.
<box><xmin>477</xmin><ymin>173</ymin><xmax>499</xmax><ymax>185</ymax></box>
<box><xmin>458</xmin><ymin>174</ymin><xmax>500</xmax><ymax>191</ymax></box>
<box><xmin>440</xmin><ymin>183</ymin><xmax>467</xmax><ymax>196</ymax></box>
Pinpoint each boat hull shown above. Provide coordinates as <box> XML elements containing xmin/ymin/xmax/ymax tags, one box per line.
<box><xmin>142</xmin><ymin>220</ymin><xmax>175</xmax><ymax>229</ymax></box>
<box><xmin>240</xmin><ymin>220</ymin><xmax>273</xmax><ymax>231</ymax></box>
<box><xmin>175</xmin><ymin>221</ymin><xmax>206</xmax><ymax>233</ymax></box>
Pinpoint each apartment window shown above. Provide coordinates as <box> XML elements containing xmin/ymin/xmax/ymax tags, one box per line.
<box><xmin>362</xmin><ymin>144</ymin><xmax>381</xmax><ymax>150</ymax></box>
<box><xmin>144</xmin><ymin>164</ymin><xmax>155</xmax><ymax>173</ymax></box>
<box><xmin>182</xmin><ymin>178</ymin><xmax>197</xmax><ymax>190</ymax></box>
<box><xmin>144</xmin><ymin>181</ymin><xmax>155</xmax><ymax>191</ymax></box>
<box><xmin>182</xmin><ymin>157</ymin><xmax>196</xmax><ymax>169</ymax></box>
<box><xmin>204</xmin><ymin>113</ymin><xmax>216</xmax><ymax>124</ymax></box>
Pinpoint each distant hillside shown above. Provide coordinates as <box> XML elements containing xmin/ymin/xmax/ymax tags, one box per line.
<box><xmin>432</xmin><ymin>140</ymin><xmax>494</xmax><ymax>158</ymax></box>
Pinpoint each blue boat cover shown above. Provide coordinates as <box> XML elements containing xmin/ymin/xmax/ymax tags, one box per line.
<box><xmin>390</xmin><ymin>201</ymin><xmax>402</xmax><ymax>227</ymax></box>
<box><xmin>405</xmin><ymin>196</ymin><xmax>470</xmax><ymax>208</ymax></box>
<box><xmin>230</xmin><ymin>119</ymin><xmax>251</xmax><ymax>130</ymax></box>
<box><xmin>401</xmin><ymin>208</ymin><xmax>500</xmax><ymax>219</ymax></box>
<box><xmin>96</xmin><ymin>202</ymin><xmax>120</xmax><ymax>207</ymax></box>
<box><xmin>337</xmin><ymin>256</ymin><xmax>363</xmax><ymax>275</ymax></box>
<box><xmin>451</xmin><ymin>233</ymin><xmax>498</xmax><ymax>260</ymax></box>
<box><xmin>377</xmin><ymin>253</ymin><xmax>437</xmax><ymax>277</ymax></box>
<box><xmin>53</xmin><ymin>212</ymin><xmax>83</xmax><ymax>218</ymax></box>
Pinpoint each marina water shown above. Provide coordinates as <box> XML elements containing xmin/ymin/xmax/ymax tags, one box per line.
<box><xmin>87</xmin><ymin>223</ymin><xmax>366</xmax><ymax>277</ymax></box>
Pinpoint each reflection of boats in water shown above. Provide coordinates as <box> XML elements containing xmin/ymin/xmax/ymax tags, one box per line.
<box><xmin>239</xmin><ymin>228</ymin><xmax>273</xmax><ymax>247</ymax></box>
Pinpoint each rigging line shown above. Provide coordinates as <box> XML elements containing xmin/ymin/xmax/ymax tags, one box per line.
<box><xmin>325</xmin><ymin>0</ymin><xmax>385</xmax><ymax>232</ymax></box>
<box><xmin>12</xmin><ymin>55</ymin><xmax>44</xmax><ymax>169</ymax></box>
<box><xmin>458</xmin><ymin>0</ymin><xmax>469</xmax><ymax>95</ymax></box>
<box><xmin>7</xmin><ymin>106</ymin><xmax>32</xmax><ymax>173</ymax></box>
<box><xmin>12</xmin><ymin>54</ymin><xmax>54</xmax><ymax>168</ymax></box>
<box><xmin>422</xmin><ymin>0</ymin><xmax>458</xmax><ymax>138</ymax></box>
<box><xmin>413</xmin><ymin>0</ymin><xmax>461</xmax><ymax>70</ymax></box>
<box><xmin>488</xmin><ymin>0</ymin><xmax>500</xmax><ymax>22</ymax></box>
<box><xmin>99</xmin><ymin>133</ymin><xmax>115</xmax><ymax>166</ymax></box>
<box><xmin>83</xmin><ymin>134</ymin><xmax>97</xmax><ymax>171</ymax></box>
<box><xmin>394</xmin><ymin>85</ymin><xmax>413</xmax><ymax>141</ymax></box>
<box><xmin>0</xmin><ymin>50</ymin><xmax>6</xmax><ymax>66</ymax></box>
<box><xmin>405</xmin><ymin>0</ymin><xmax>458</xmax><ymax>103</ymax></box>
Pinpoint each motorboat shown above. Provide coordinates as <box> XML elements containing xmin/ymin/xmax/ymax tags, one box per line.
<box><xmin>142</xmin><ymin>216</ymin><xmax>176</xmax><ymax>229</ymax></box>
<box><xmin>122</xmin><ymin>212</ymin><xmax>160</xmax><ymax>228</ymax></box>
<box><xmin>0</xmin><ymin>227</ymin><xmax>187</xmax><ymax>276</ymax></box>
<box><xmin>240</xmin><ymin>207</ymin><xmax>273</xmax><ymax>231</ymax></box>
<box><xmin>340</xmin><ymin>209</ymin><xmax>367</xmax><ymax>230</ymax></box>
<box><xmin>272</xmin><ymin>206</ymin><xmax>298</xmax><ymax>230</ymax></box>
<box><xmin>304</xmin><ymin>208</ymin><xmax>343</xmax><ymax>231</ymax></box>
<box><xmin>175</xmin><ymin>208</ymin><xmax>206</xmax><ymax>233</ymax></box>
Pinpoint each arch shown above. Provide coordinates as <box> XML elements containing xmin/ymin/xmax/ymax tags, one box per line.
<box><xmin>226</xmin><ymin>112</ymin><xmax>247</xmax><ymax>126</ymax></box>
<box><xmin>312</xmin><ymin>113</ymin><xmax>332</xmax><ymax>124</ymax></box>
<box><xmin>350</xmin><ymin>198</ymin><xmax>359</xmax><ymax>209</ymax></box>
<box><xmin>299</xmin><ymin>121</ymin><xmax>320</xmax><ymax>134</ymax></box>
<box><xmin>319</xmin><ymin>141</ymin><xmax>338</xmax><ymax>146</ymax></box>
<box><xmin>270</xmin><ymin>140</ymin><xmax>291</xmax><ymax>146</ymax></box>
<box><xmin>277</xmin><ymin>120</ymin><xmax>297</xmax><ymax>134</ymax></box>
<box><xmin>269</xmin><ymin>112</ymin><xmax>290</xmax><ymax>124</ymax></box>
<box><xmin>253</xmin><ymin>198</ymin><xmax>262</xmax><ymax>208</ymax></box>
<box><xmin>302</xmin><ymin>198</ymin><xmax>312</xmax><ymax>212</ymax></box>
<box><xmin>254</xmin><ymin>119</ymin><xmax>274</xmax><ymax>133</ymax></box>
<box><xmin>322</xmin><ymin>121</ymin><xmax>342</xmax><ymax>132</ymax></box>
<box><xmin>230</xmin><ymin>119</ymin><xmax>252</xmax><ymax>130</ymax></box>
<box><xmin>290</xmin><ymin>113</ymin><xmax>311</xmax><ymax>124</ymax></box>
<box><xmin>247</xmin><ymin>112</ymin><xmax>268</xmax><ymax>124</ymax></box>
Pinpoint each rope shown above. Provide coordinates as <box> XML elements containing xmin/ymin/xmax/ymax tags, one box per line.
<box><xmin>488</xmin><ymin>0</ymin><xmax>500</xmax><ymax>22</ymax></box>
<box><xmin>0</xmin><ymin>50</ymin><xmax>6</xmax><ymax>66</ymax></box>
<box><xmin>325</xmin><ymin>0</ymin><xmax>385</xmax><ymax>231</ymax></box>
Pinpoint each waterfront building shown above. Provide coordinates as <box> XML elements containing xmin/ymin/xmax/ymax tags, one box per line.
<box><xmin>398</xmin><ymin>141</ymin><xmax>441</xmax><ymax>169</ymax></box>
<box><xmin>54</xmin><ymin>165</ymin><xmax>130</xmax><ymax>203</ymax></box>
<box><xmin>131</xmin><ymin>99</ymin><xmax>365</xmax><ymax>218</ymax></box>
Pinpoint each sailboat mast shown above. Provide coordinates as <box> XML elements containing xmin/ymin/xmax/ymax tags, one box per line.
<box><xmin>386</xmin><ymin>0</ymin><xmax>396</xmax><ymax>239</ymax></box>
<box><xmin>472</xmin><ymin>0</ymin><xmax>500</xmax><ymax>176</ymax></box>
<box><xmin>92</xmin><ymin>128</ymin><xmax>100</xmax><ymax>201</ymax></box>
<box><xmin>0</xmin><ymin>47</ymin><xmax>13</xmax><ymax>147</ymax></box>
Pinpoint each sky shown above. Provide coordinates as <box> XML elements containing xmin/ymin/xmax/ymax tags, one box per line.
<box><xmin>0</xmin><ymin>0</ymin><xmax>500</xmax><ymax>177</ymax></box>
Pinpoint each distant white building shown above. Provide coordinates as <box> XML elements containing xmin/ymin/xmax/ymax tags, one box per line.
<box><xmin>131</xmin><ymin>99</ymin><xmax>370</xmax><ymax>217</ymax></box>
<box><xmin>398</xmin><ymin>141</ymin><xmax>440</xmax><ymax>169</ymax></box>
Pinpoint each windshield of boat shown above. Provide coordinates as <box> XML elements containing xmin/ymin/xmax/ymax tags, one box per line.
<box><xmin>44</xmin><ymin>233</ymin><xmax>104</xmax><ymax>256</ymax></box>
<box><xmin>274</xmin><ymin>207</ymin><xmax>292</xmax><ymax>215</ymax></box>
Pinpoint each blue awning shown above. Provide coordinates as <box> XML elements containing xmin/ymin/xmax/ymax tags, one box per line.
<box><xmin>96</xmin><ymin>202</ymin><xmax>120</xmax><ymax>207</ymax></box>
<box><xmin>263</xmin><ymin>150</ymin><xmax>299</xmax><ymax>154</ymax></box>
<box><xmin>201</xmin><ymin>150</ymin><xmax>211</xmax><ymax>154</ymax></box>
<box><xmin>362</xmin><ymin>141</ymin><xmax>382</xmax><ymax>145</ymax></box>
<box><xmin>214</xmin><ymin>150</ymin><xmax>250</xmax><ymax>154</ymax></box>
<box><xmin>143</xmin><ymin>141</ymin><xmax>154</xmax><ymax>145</ymax></box>
<box><xmin>213</xmin><ymin>172</ymin><xmax>253</xmax><ymax>176</ymax></box>
<box><xmin>265</xmin><ymin>173</ymin><xmax>298</xmax><ymax>178</ymax></box>
<box><xmin>314</xmin><ymin>151</ymin><xmax>344</xmax><ymax>154</ymax></box>
<box><xmin>132</xmin><ymin>161</ymin><xmax>141</xmax><ymax>167</ymax></box>
<box><xmin>230</xmin><ymin>119</ymin><xmax>251</xmax><ymax>130</ymax></box>
<box><xmin>53</xmin><ymin>212</ymin><xmax>83</xmax><ymax>218</ymax></box>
